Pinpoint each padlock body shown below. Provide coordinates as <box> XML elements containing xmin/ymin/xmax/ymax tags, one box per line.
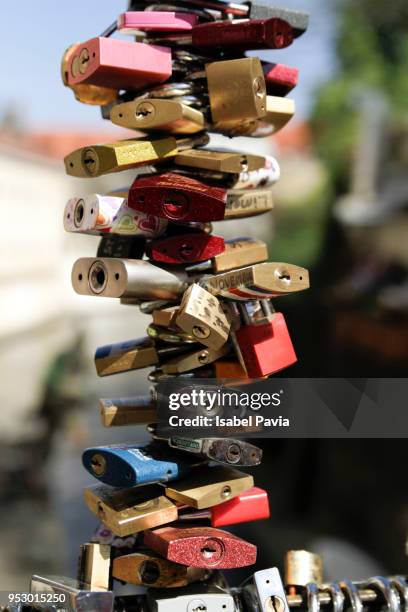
<box><xmin>211</xmin><ymin>486</ymin><xmax>270</xmax><ymax>527</ymax></box>
<box><xmin>67</xmin><ymin>37</ymin><xmax>172</xmax><ymax>89</ymax></box>
<box><xmin>148</xmin><ymin>233</ymin><xmax>225</xmax><ymax>264</ymax></box>
<box><xmin>235</xmin><ymin>312</ymin><xmax>297</xmax><ymax>377</ymax></box>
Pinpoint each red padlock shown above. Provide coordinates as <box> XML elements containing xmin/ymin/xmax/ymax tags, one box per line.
<box><xmin>191</xmin><ymin>18</ymin><xmax>294</xmax><ymax>50</ymax></box>
<box><xmin>67</xmin><ymin>37</ymin><xmax>172</xmax><ymax>90</ymax></box>
<box><xmin>144</xmin><ymin>526</ymin><xmax>257</xmax><ymax>569</ymax></box>
<box><xmin>262</xmin><ymin>63</ymin><xmax>299</xmax><ymax>96</ymax></box>
<box><xmin>179</xmin><ymin>487</ymin><xmax>270</xmax><ymax>528</ymax></box>
<box><xmin>147</xmin><ymin>233</ymin><xmax>225</xmax><ymax>264</ymax></box>
<box><xmin>233</xmin><ymin>301</ymin><xmax>297</xmax><ymax>377</ymax></box>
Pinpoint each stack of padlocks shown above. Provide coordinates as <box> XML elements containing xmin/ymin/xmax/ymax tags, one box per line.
<box><xmin>30</xmin><ymin>1</ymin><xmax>321</xmax><ymax>610</ymax></box>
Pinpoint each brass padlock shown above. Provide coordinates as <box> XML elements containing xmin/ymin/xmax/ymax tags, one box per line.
<box><xmin>110</xmin><ymin>98</ymin><xmax>206</xmax><ymax>134</ymax></box>
<box><xmin>186</xmin><ymin>239</ymin><xmax>268</xmax><ymax>274</ymax></box>
<box><xmin>163</xmin><ymin>466</ymin><xmax>254</xmax><ymax>509</ymax></box>
<box><xmin>77</xmin><ymin>543</ymin><xmax>111</xmax><ymax>590</ymax></box>
<box><xmin>175</xmin><ymin>284</ymin><xmax>231</xmax><ymax>350</ymax></box>
<box><xmin>174</xmin><ymin>149</ymin><xmax>265</xmax><ymax>173</ymax></box>
<box><xmin>224</xmin><ymin>189</ymin><xmax>274</xmax><ymax>219</ymax></box>
<box><xmin>206</xmin><ymin>58</ymin><xmax>267</xmax><ymax>124</ymax></box>
<box><xmin>112</xmin><ymin>552</ymin><xmax>208</xmax><ymax>588</ymax></box>
<box><xmin>64</xmin><ymin>137</ymin><xmax>179</xmax><ymax>178</ymax></box>
<box><xmin>161</xmin><ymin>344</ymin><xmax>230</xmax><ymax>374</ymax></box>
<box><xmin>99</xmin><ymin>396</ymin><xmax>157</xmax><ymax>427</ymax></box>
<box><xmin>263</xmin><ymin>96</ymin><xmax>295</xmax><ymax>132</ymax></box>
<box><xmin>84</xmin><ymin>484</ymin><xmax>178</xmax><ymax>537</ymax></box>
<box><xmin>201</xmin><ymin>262</ymin><xmax>310</xmax><ymax>300</ymax></box>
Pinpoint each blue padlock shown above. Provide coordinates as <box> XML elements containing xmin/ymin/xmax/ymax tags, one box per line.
<box><xmin>82</xmin><ymin>442</ymin><xmax>202</xmax><ymax>488</ymax></box>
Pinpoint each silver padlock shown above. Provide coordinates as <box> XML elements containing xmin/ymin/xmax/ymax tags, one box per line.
<box><xmin>146</xmin><ymin>584</ymin><xmax>235</xmax><ymax>612</ymax></box>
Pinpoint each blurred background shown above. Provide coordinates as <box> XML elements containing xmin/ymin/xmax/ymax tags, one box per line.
<box><xmin>0</xmin><ymin>0</ymin><xmax>407</xmax><ymax>592</ymax></box>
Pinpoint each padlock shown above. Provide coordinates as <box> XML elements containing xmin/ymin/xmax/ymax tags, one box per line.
<box><xmin>241</xmin><ymin>567</ymin><xmax>290</xmax><ymax>612</ymax></box>
<box><xmin>163</xmin><ymin>465</ymin><xmax>254</xmax><ymax>509</ymax></box>
<box><xmin>146</xmin><ymin>584</ymin><xmax>235</xmax><ymax>612</ymax></box>
<box><xmin>30</xmin><ymin>575</ymin><xmax>114</xmax><ymax>611</ymax></box>
<box><xmin>152</xmin><ymin>306</ymin><xmax>179</xmax><ymax>329</ymax></box>
<box><xmin>72</xmin><ymin>258</ymin><xmax>188</xmax><ymax>300</ymax></box>
<box><xmin>205</xmin><ymin>58</ymin><xmax>266</xmax><ymax>124</ymax></box>
<box><xmin>94</xmin><ymin>336</ymin><xmax>198</xmax><ymax>376</ymax></box>
<box><xmin>147</xmin><ymin>233</ymin><xmax>225</xmax><ymax>265</ymax></box>
<box><xmin>213</xmin><ymin>358</ymin><xmax>248</xmax><ymax>379</ymax></box>
<box><xmin>175</xmin><ymin>284</ymin><xmax>231</xmax><ymax>350</ymax></box>
<box><xmin>112</xmin><ymin>552</ymin><xmax>208</xmax><ymax>588</ymax></box>
<box><xmin>84</xmin><ymin>483</ymin><xmax>178</xmax><ymax>537</ymax></box>
<box><xmin>161</xmin><ymin>344</ymin><xmax>230</xmax><ymax>374</ymax></box>
<box><xmin>175</xmin><ymin>155</ymin><xmax>280</xmax><ymax>190</ymax></box>
<box><xmin>263</xmin><ymin>62</ymin><xmax>299</xmax><ymax>96</ymax></box>
<box><xmin>263</xmin><ymin>96</ymin><xmax>295</xmax><ymax>133</ymax></box>
<box><xmin>192</xmin><ymin>17</ymin><xmax>293</xmax><ymax>50</ymax></box>
<box><xmin>61</xmin><ymin>43</ymin><xmax>118</xmax><ymax>106</ymax></box>
<box><xmin>65</xmin><ymin>133</ymin><xmax>211</xmax><ymax>178</ymax></box>
<box><xmin>174</xmin><ymin>149</ymin><xmax>266</xmax><ymax>173</ymax></box>
<box><xmin>96</xmin><ymin>235</ymin><xmax>146</xmax><ymax>260</ymax></box>
<box><xmin>118</xmin><ymin>11</ymin><xmax>198</xmax><ymax>34</ymax></box>
<box><xmin>179</xmin><ymin>486</ymin><xmax>270</xmax><ymax>528</ymax></box>
<box><xmin>168</xmin><ymin>437</ymin><xmax>262</xmax><ymax>466</ymax></box>
<box><xmin>185</xmin><ymin>238</ymin><xmax>268</xmax><ymax>274</ymax></box>
<box><xmin>82</xmin><ymin>442</ymin><xmax>203</xmax><ymax>488</ymax></box>
<box><xmin>201</xmin><ymin>262</ymin><xmax>310</xmax><ymax>300</ymax></box>
<box><xmin>77</xmin><ymin>543</ymin><xmax>111</xmax><ymax>590</ymax></box>
<box><xmin>284</xmin><ymin>550</ymin><xmax>324</xmax><ymax>587</ymax></box>
<box><xmin>99</xmin><ymin>396</ymin><xmax>157</xmax><ymax>427</ymax></box>
<box><xmin>248</xmin><ymin>4</ymin><xmax>309</xmax><ymax>37</ymax></box>
<box><xmin>129</xmin><ymin>172</ymin><xmax>275</xmax><ymax>223</ymax></box>
<box><xmin>66</xmin><ymin>37</ymin><xmax>172</xmax><ymax>90</ymax></box>
<box><xmin>64</xmin><ymin>195</ymin><xmax>168</xmax><ymax>237</ymax></box>
<box><xmin>233</xmin><ymin>302</ymin><xmax>297</xmax><ymax>377</ymax></box>
<box><xmin>110</xmin><ymin>98</ymin><xmax>205</xmax><ymax>134</ymax></box>
<box><xmin>232</xmin><ymin>155</ymin><xmax>280</xmax><ymax>189</ymax></box>
<box><xmin>144</xmin><ymin>526</ymin><xmax>257</xmax><ymax>569</ymax></box>
<box><xmin>147</xmin><ymin>323</ymin><xmax>196</xmax><ymax>344</ymax></box>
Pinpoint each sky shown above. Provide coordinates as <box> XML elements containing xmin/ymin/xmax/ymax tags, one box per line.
<box><xmin>0</xmin><ymin>0</ymin><xmax>338</xmax><ymax>130</ymax></box>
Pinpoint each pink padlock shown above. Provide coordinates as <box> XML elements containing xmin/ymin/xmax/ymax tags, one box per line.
<box><xmin>118</xmin><ymin>11</ymin><xmax>198</xmax><ymax>33</ymax></box>
<box><xmin>67</xmin><ymin>37</ymin><xmax>172</xmax><ymax>90</ymax></box>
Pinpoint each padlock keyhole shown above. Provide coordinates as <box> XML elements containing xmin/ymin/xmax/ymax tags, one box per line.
<box><xmin>139</xmin><ymin>560</ymin><xmax>160</xmax><ymax>584</ymax></box>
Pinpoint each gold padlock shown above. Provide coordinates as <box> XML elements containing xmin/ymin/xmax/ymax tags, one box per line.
<box><xmin>112</xmin><ymin>552</ymin><xmax>208</xmax><ymax>588</ymax></box>
<box><xmin>206</xmin><ymin>58</ymin><xmax>267</xmax><ymax>123</ymax></box>
<box><xmin>175</xmin><ymin>284</ymin><xmax>231</xmax><ymax>350</ymax></box>
<box><xmin>263</xmin><ymin>96</ymin><xmax>295</xmax><ymax>133</ymax></box>
<box><xmin>164</xmin><ymin>466</ymin><xmax>254</xmax><ymax>509</ymax></box>
<box><xmin>186</xmin><ymin>239</ymin><xmax>268</xmax><ymax>274</ymax></box>
<box><xmin>64</xmin><ymin>137</ymin><xmax>179</xmax><ymax>178</ymax></box>
<box><xmin>161</xmin><ymin>344</ymin><xmax>230</xmax><ymax>374</ymax></box>
<box><xmin>174</xmin><ymin>149</ymin><xmax>265</xmax><ymax>173</ymax></box>
<box><xmin>224</xmin><ymin>189</ymin><xmax>274</xmax><ymax>219</ymax></box>
<box><xmin>99</xmin><ymin>397</ymin><xmax>157</xmax><ymax>427</ymax></box>
<box><xmin>77</xmin><ymin>543</ymin><xmax>111</xmax><ymax>590</ymax></box>
<box><xmin>84</xmin><ymin>484</ymin><xmax>178</xmax><ymax>537</ymax></box>
<box><xmin>110</xmin><ymin>98</ymin><xmax>206</xmax><ymax>134</ymax></box>
<box><xmin>201</xmin><ymin>262</ymin><xmax>310</xmax><ymax>300</ymax></box>
<box><xmin>284</xmin><ymin>550</ymin><xmax>324</xmax><ymax>587</ymax></box>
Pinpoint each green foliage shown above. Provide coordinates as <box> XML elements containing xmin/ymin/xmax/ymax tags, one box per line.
<box><xmin>311</xmin><ymin>0</ymin><xmax>408</xmax><ymax>191</ymax></box>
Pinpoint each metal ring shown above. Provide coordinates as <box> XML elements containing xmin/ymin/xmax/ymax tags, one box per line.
<box><xmin>340</xmin><ymin>580</ymin><xmax>363</xmax><ymax>612</ymax></box>
<box><xmin>305</xmin><ymin>583</ymin><xmax>320</xmax><ymax>612</ymax></box>
<box><xmin>390</xmin><ymin>576</ymin><xmax>408</xmax><ymax>612</ymax></box>
<box><xmin>362</xmin><ymin>576</ymin><xmax>401</xmax><ymax>612</ymax></box>
<box><xmin>321</xmin><ymin>582</ymin><xmax>345</xmax><ymax>612</ymax></box>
